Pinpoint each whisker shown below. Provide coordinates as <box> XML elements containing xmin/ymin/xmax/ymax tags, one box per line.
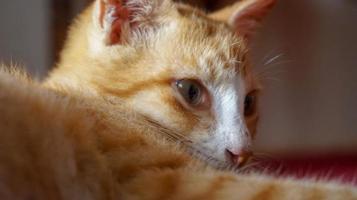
<box><xmin>256</xmin><ymin>57</ymin><xmax>291</xmax><ymax>84</ymax></box>
<box><xmin>102</xmin><ymin>99</ymin><xmax>239</xmax><ymax>171</ymax></box>
<box><xmin>261</xmin><ymin>48</ymin><xmax>282</xmax><ymax>64</ymax></box>
<box><xmin>139</xmin><ymin>117</ymin><xmax>233</xmax><ymax>170</ymax></box>
<box><xmin>255</xmin><ymin>52</ymin><xmax>290</xmax><ymax>81</ymax></box>
<box><xmin>263</xmin><ymin>53</ymin><xmax>284</xmax><ymax>66</ymax></box>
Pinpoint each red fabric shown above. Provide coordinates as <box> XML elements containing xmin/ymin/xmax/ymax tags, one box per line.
<box><xmin>256</xmin><ymin>154</ymin><xmax>357</xmax><ymax>185</ymax></box>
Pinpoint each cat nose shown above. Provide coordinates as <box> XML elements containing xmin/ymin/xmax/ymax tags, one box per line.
<box><xmin>225</xmin><ymin>149</ymin><xmax>252</xmax><ymax>167</ymax></box>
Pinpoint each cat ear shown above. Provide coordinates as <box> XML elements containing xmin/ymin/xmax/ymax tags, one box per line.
<box><xmin>209</xmin><ymin>0</ymin><xmax>276</xmax><ymax>40</ymax></box>
<box><xmin>92</xmin><ymin>0</ymin><xmax>170</xmax><ymax>46</ymax></box>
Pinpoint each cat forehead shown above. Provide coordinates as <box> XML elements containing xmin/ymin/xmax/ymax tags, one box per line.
<box><xmin>154</xmin><ymin>9</ymin><xmax>249</xmax><ymax>83</ymax></box>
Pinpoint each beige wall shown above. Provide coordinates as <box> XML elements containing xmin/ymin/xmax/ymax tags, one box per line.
<box><xmin>0</xmin><ymin>0</ymin><xmax>50</xmax><ymax>77</ymax></box>
<box><xmin>252</xmin><ymin>0</ymin><xmax>357</xmax><ymax>153</ymax></box>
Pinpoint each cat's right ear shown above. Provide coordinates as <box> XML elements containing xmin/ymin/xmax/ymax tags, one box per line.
<box><xmin>209</xmin><ymin>0</ymin><xmax>276</xmax><ymax>40</ymax></box>
<box><xmin>91</xmin><ymin>0</ymin><xmax>171</xmax><ymax>48</ymax></box>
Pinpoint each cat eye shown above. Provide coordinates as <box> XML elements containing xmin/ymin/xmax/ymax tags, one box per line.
<box><xmin>244</xmin><ymin>91</ymin><xmax>257</xmax><ymax>117</ymax></box>
<box><xmin>173</xmin><ymin>79</ymin><xmax>209</xmax><ymax>110</ymax></box>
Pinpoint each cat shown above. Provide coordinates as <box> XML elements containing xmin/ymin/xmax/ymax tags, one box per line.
<box><xmin>0</xmin><ymin>0</ymin><xmax>356</xmax><ymax>199</ymax></box>
<box><xmin>44</xmin><ymin>0</ymin><xmax>264</xmax><ymax>167</ymax></box>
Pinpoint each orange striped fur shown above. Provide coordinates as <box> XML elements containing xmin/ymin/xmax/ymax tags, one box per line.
<box><xmin>1</xmin><ymin>0</ymin><xmax>357</xmax><ymax>199</ymax></box>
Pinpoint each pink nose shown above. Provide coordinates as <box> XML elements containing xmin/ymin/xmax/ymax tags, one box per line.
<box><xmin>225</xmin><ymin>149</ymin><xmax>252</xmax><ymax>167</ymax></box>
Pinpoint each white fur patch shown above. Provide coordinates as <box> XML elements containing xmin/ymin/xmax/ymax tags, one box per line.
<box><xmin>196</xmin><ymin>75</ymin><xmax>251</xmax><ymax>162</ymax></box>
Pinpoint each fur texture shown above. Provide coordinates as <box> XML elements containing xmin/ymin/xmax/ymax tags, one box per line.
<box><xmin>1</xmin><ymin>68</ymin><xmax>356</xmax><ymax>199</ymax></box>
<box><xmin>1</xmin><ymin>0</ymin><xmax>357</xmax><ymax>199</ymax></box>
<box><xmin>45</xmin><ymin>0</ymin><xmax>260</xmax><ymax>165</ymax></box>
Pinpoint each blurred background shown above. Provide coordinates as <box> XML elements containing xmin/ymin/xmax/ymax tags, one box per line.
<box><xmin>0</xmin><ymin>0</ymin><xmax>356</xmax><ymax>156</ymax></box>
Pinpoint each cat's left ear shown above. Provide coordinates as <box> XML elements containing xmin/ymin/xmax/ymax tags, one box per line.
<box><xmin>209</xmin><ymin>0</ymin><xmax>276</xmax><ymax>40</ymax></box>
<box><xmin>91</xmin><ymin>0</ymin><xmax>172</xmax><ymax>46</ymax></box>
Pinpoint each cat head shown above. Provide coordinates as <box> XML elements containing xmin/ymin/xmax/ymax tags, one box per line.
<box><xmin>48</xmin><ymin>0</ymin><xmax>276</xmax><ymax>167</ymax></box>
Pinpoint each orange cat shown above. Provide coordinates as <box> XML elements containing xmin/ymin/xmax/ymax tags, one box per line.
<box><xmin>0</xmin><ymin>0</ymin><xmax>357</xmax><ymax>199</ymax></box>
<box><xmin>45</xmin><ymin>0</ymin><xmax>264</xmax><ymax>167</ymax></box>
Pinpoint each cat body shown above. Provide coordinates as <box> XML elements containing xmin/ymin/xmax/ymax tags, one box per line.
<box><xmin>1</xmin><ymin>68</ymin><xmax>356</xmax><ymax>200</ymax></box>
<box><xmin>1</xmin><ymin>0</ymin><xmax>357</xmax><ymax>199</ymax></box>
